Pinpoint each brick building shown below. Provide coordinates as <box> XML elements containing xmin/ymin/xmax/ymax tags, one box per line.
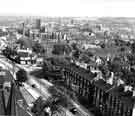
<box><xmin>63</xmin><ymin>64</ymin><xmax>135</xmax><ymax>116</ymax></box>
<box><xmin>64</xmin><ymin>64</ymin><xmax>95</xmax><ymax>104</ymax></box>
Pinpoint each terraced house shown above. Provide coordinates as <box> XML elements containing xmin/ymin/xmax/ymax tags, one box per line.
<box><xmin>63</xmin><ymin>63</ymin><xmax>135</xmax><ymax>116</ymax></box>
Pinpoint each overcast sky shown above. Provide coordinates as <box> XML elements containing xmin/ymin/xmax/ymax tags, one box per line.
<box><xmin>0</xmin><ymin>0</ymin><xmax>135</xmax><ymax>17</ymax></box>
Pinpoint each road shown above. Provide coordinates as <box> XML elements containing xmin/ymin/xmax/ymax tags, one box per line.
<box><xmin>25</xmin><ymin>74</ymin><xmax>75</xmax><ymax>116</ymax></box>
<box><xmin>0</xmin><ymin>54</ymin><xmax>93</xmax><ymax>116</ymax></box>
<box><xmin>23</xmin><ymin>69</ymin><xmax>93</xmax><ymax>116</ymax></box>
<box><xmin>0</xmin><ymin>55</ymin><xmax>75</xmax><ymax>116</ymax></box>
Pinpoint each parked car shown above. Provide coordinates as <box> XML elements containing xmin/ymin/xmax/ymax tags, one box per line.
<box><xmin>69</xmin><ymin>107</ymin><xmax>78</xmax><ymax>114</ymax></box>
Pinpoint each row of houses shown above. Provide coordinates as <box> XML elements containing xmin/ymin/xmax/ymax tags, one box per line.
<box><xmin>41</xmin><ymin>32</ymin><xmax>68</xmax><ymax>41</ymax></box>
<box><xmin>63</xmin><ymin>63</ymin><xmax>135</xmax><ymax>116</ymax></box>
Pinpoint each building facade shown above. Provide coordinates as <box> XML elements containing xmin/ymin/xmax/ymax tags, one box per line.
<box><xmin>63</xmin><ymin>64</ymin><xmax>135</xmax><ymax>116</ymax></box>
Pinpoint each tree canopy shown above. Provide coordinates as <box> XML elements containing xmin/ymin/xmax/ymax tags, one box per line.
<box><xmin>2</xmin><ymin>46</ymin><xmax>17</xmax><ymax>57</ymax></box>
<box><xmin>52</xmin><ymin>43</ymin><xmax>72</xmax><ymax>55</ymax></box>
<box><xmin>131</xmin><ymin>41</ymin><xmax>135</xmax><ymax>53</ymax></box>
<box><xmin>16</xmin><ymin>69</ymin><xmax>27</xmax><ymax>83</ymax></box>
<box><xmin>32</xmin><ymin>42</ymin><xmax>45</xmax><ymax>54</ymax></box>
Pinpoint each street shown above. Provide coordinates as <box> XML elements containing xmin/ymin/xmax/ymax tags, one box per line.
<box><xmin>0</xmin><ymin>54</ymin><xmax>93</xmax><ymax>116</ymax></box>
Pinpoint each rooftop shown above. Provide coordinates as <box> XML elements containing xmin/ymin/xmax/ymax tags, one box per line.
<box><xmin>94</xmin><ymin>79</ymin><xmax>112</xmax><ymax>92</ymax></box>
<box><xmin>65</xmin><ymin>63</ymin><xmax>95</xmax><ymax>81</ymax></box>
<box><xmin>94</xmin><ymin>79</ymin><xmax>135</xmax><ymax>107</ymax></box>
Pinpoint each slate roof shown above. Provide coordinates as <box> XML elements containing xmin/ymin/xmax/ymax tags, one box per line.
<box><xmin>65</xmin><ymin>63</ymin><xmax>96</xmax><ymax>81</ymax></box>
<box><xmin>94</xmin><ymin>79</ymin><xmax>112</xmax><ymax>92</ymax></box>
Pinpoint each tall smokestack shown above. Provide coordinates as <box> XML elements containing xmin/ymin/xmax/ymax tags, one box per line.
<box><xmin>35</xmin><ymin>19</ymin><xmax>41</xmax><ymax>30</ymax></box>
<box><xmin>22</xmin><ymin>22</ymin><xmax>25</xmax><ymax>38</ymax></box>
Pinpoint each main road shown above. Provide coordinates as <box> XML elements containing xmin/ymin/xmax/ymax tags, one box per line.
<box><xmin>0</xmin><ymin>54</ymin><xmax>93</xmax><ymax>116</ymax></box>
<box><xmin>0</xmin><ymin>55</ymin><xmax>75</xmax><ymax>116</ymax></box>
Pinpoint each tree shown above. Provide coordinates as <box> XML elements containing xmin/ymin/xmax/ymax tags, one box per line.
<box><xmin>14</xmin><ymin>55</ymin><xmax>20</xmax><ymax>64</ymax></box>
<box><xmin>131</xmin><ymin>41</ymin><xmax>135</xmax><ymax>53</ymax></box>
<box><xmin>52</xmin><ymin>44</ymin><xmax>71</xmax><ymax>55</ymax></box>
<box><xmin>47</xmin><ymin>87</ymin><xmax>70</xmax><ymax>116</ymax></box>
<box><xmin>2</xmin><ymin>47</ymin><xmax>10</xmax><ymax>57</ymax></box>
<box><xmin>48</xmin><ymin>86</ymin><xmax>70</xmax><ymax>107</ymax></box>
<box><xmin>40</xmin><ymin>26</ymin><xmax>45</xmax><ymax>33</ymax></box>
<box><xmin>52</xmin><ymin>44</ymin><xmax>63</xmax><ymax>55</ymax></box>
<box><xmin>110</xmin><ymin>57</ymin><xmax>122</xmax><ymax>72</ymax></box>
<box><xmin>31</xmin><ymin>96</ymin><xmax>49</xmax><ymax>116</ymax></box>
<box><xmin>42</xmin><ymin>60</ymin><xmax>52</xmax><ymax>72</ymax></box>
<box><xmin>2</xmin><ymin>46</ymin><xmax>18</xmax><ymax>62</ymax></box>
<box><xmin>16</xmin><ymin>69</ymin><xmax>27</xmax><ymax>84</ymax></box>
<box><xmin>2</xmin><ymin>46</ymin><xmax>14</xmax><ymax>57</ymax></box>
<box><xmin>127</xmin><ymin>54</ymin><xmax>135</xmax><ymax>65</ymax></box>
<box><xmin>71</xmin><ymin>42</ymin><xmax>79</xmax><ymax>51</ymax></box>
<box><xmin>72</xmin><ymin>50</ymin><xmax>80</xmax><ymax>59</ymax></box>
<box><xmin>32</xmin><ymin>42</ymin><xmax>45</xmax><ymax>54</ymax></box>
<box><xmin>104</xmin><ymin>30</ymin><xmax>110</xmax><ymax>39</ymax></box>
<box><xmin>79</xmin><ymin>54</ymin><xmax>90</xmax><ymax>63</ymax></box>
<box><xmin>100</xmin><ymin>43</ymin><xmax>105</xmax><ymax>48</ymax></box>
<box><xmin>31</xmin><ymin>94</ymin><xmax>68</xmax><ymax>116</ymax></box>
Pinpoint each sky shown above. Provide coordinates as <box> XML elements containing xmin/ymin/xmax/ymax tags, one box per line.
<box><xmin>0</xmin><ymin>0</ymin><xmax>135</xmax><ymax>17</ymax></box>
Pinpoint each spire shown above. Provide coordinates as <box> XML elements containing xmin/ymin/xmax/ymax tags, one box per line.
<box><xmin>6</xmin><ymin>83</ymin><xmax>16</xmax><ymax>116</ymax></box>
<box><xmin>22</xmin><ymin>22</ymin><xmax>25</xmax><ymax>38</ymax></box>
<box><xmin>0</xmin><ymin>86</ymin><xmax>6</xmax><ymax>115</ymax></box>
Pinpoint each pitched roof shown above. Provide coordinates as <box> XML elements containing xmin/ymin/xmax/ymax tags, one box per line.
<box><xmin>65</xmin><ymin>63</ymin><xmax>95</xmax><ymax>81</ymax></box>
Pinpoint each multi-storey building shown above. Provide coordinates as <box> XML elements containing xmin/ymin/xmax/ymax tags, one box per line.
<box><xmin>41</xmin><ymin>32</ymin><xmax>67</xmax><ymax>41</ymax></box>
<box><xmin>17</xmin><ymin>48</ymin><xmax>36</xmax><ymax>65</ymax></box>
<box><xmin>64</xmin><ymin>63</ymin><xmax>96</xmax><ymax>104</ymax></box>
<box><xmin>63</xmin><ymin>63</ymin><xmax>135</xmax><ymax>116</ymax></box>
<box><xmin>107</xmin><ymin>86</ymin><xmax>134</xmax><ymax>116</ymax></box>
